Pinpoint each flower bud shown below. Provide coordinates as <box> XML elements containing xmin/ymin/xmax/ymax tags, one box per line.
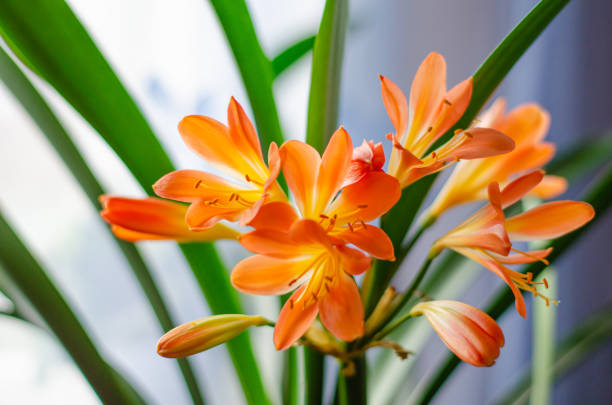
<box><xmin>410</xmin><ymin>300</ymin><xmax>505</xmax><ymax>367</ymax></box>
<box><xmin>157</xmin><ymin>315</ymin><xmax>270</xmax><ymax>358</ymax></box>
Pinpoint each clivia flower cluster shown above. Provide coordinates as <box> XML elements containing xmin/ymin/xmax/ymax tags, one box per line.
<box><xmin>100</xmin><ymin>53</ymin><xmax>594</xmax><ymax>368</ymax></box>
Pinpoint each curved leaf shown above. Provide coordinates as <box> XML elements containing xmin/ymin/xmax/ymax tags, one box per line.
<box><xmin>0</xmin><ymin>212</ymin><xmax>146</xmax><ymax>405</ymax></box>
<box><xmin>272</xmin><ymin>35</ymin><xmax>316</xmax><ymax>78</ymax></box>
<box><xmin>0</xmin><ymin>45</ymin><xmax>207</xmax><ymax>405</ymax></box>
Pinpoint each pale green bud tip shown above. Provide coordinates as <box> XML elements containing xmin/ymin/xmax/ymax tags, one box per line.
<box><xmin>157</xmin><ymin>314</ymin><xmax>270</xmax><ymax>358</ymax></box>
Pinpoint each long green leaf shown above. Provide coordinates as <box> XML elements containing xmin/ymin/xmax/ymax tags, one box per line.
<box><xmin>207</xmin><ymin>0</ymin><xmax>284</xmax><ymax>152</ymax></box>
<box><xmin>0</xmin><ymin>212</ymin><xmax>145</xmax><ymax>405</ymax></box>
<box><xmin>494</xmin><ymin>305</ymin><xmax>612</xmax><ymax>405</ymax></box>
<box><xmin>546</xmin><ymin>132</ymin><xmax>612</xmax><ymax>179</ymax></box>
<box><xmin>305</xmin><ymin>0</ymin><xmax>349</xmax><ymax>152</ymax></box>
<box><xmin>0</xmin><ymin>0</ymin><xmax>173</xmax><ymax>191</ymax></box>
<box><xmin>368</xmin><ymin>0</ymin><xmax>571</xmax><ymax>317</ymax></box>
<box><xmin>415</xmin><ymin>164</ymin><xmax>612</xmax><ymax>404</ymax></box>
<box><xmin>0</xmin><ymin>2</ymin><xmax>268</xmax><ymax>403</ymax></box>
<box><xmin>272</xmin><ymin>35</ymin><xmax>316</xmax><ymax>78</ymax></box>
<box><xmin>0</xmin><ymin>44</ymin><xmax>206</xmax><ymax>405</ymax></box>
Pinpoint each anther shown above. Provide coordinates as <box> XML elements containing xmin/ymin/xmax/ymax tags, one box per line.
<box><xmin>348</xmin><ymin>223</ymin><xmax>354</xmax><ymax>232</ymax></box>
<box><xmin>194</xmin><ymin>180</ymin><xmax>202</xmax><ymax>189</ymax></box>
<box><xmin>325</xmin><ymin>276</ymin><xmax>333</xmax><ymax>282</ymax></box>
<box><xmin>454</xmin><ymin>129</ymin><xmax>462</xmax><ymax>135</ymax></box>
<box><xmin>360</xmin><ymin>220</ymin><xmax>368</xmax><ymax>229</ymax></box>
<box><xmin>464</xmin><ymin>131</ymin><xmax>473</xmax><ymax>138</ymax></box>
<box><xmin>289</xmin><ymin>300</ymin><xmax>294</xmax><ymax>309</ymax></box>
<box><xmin>324</xmin><ymin>284</ymin><xmax>330</xmax><ymax>293</ymax></box>
<box><xmin>543</xmin><ymin>278</ymin><xmax>549</xmax><ymax>289</ymax></box>
<box><xmin>207</xmin><ymin>198</ymin><xmax>219</xmax><ymax>205</ymax></box>
<box><xmin>426</xmin><ymin>126</ymin><xmax>433</xmax><ymax>133</ymax></box>
<box><xmin>431</xmin><ymin>151</ymin><xmax>437</xmax><ymax>160</ymax></box>
<box><xmin>319</xmin><ymin>214</ymin><xmax>329</xmax><ymax>219</ymax></box>
<box><xmin>443</xmin><ymin>99</ymin><xmax>452</xmax><ymax>106</ymax></box>
<box><xmin>357</xmin><ymin>204</ymin><xmax>368</xmax><ymax>209</ymax></box>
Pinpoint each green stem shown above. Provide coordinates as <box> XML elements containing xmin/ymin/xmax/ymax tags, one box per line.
<box><xmin>344</xmin><ymin>355</ymin><xmax>367</xmax><ymax>405</ymax></box>
<box><xmin>304</xmin><ymin>347</ymin><xmax>325</xmax><ymax>405</ymax></box>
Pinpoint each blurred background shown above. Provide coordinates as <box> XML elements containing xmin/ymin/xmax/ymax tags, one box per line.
<box><xmin>0</xmin><ymin>0</ymin><xmax>610</xmax><ymax>404</ymax></box>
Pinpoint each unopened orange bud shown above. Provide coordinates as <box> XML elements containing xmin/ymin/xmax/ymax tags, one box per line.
<box><xmin>157</xmin><ymin>315</ymin><xmax>271</xmax><ymax>358</ymax></box>
<box><xmin>410</xmin><ymin>300</ymin><xmax>505</xmax><ymax>367</ymax></box>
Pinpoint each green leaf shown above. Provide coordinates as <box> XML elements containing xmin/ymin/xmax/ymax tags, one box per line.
<box><xmin>371</xmin><ymin>0</ymin><xmax>571</xmax><ymax>319</ymax></box>
<box><xmin>305</xmin><ymin>0</ymin><xmax>349</xmax><ymax>152</ymax></box>
<box><xmin>415</xmin><ymin>164</ymin><xmax>612</xmax><ymax>405</ymax></box>
<box><xmin>0</xmin><ymin>0</ymin><xmax>173</xmax><ymax>191</ymax></box>
<box><xmin>272</xmin><ymin>35</ymin><xmax>316</xmax><ymax>78</ymax></box>
<box><xmin>0</xmin><ymin>2</ymin><xmax>268</xmax><ymax>402</ymax></box>
<box><xmin>531</xmin><ymin>268</ymin><xmax>556</xmax><ymax>404</ymax></box>
<box><xmin>0</xmin><ymin>45</ymin><xmax>207</xmax><ymax>405</ymax></box>
<box><xmin>546</xmin><ymin>131</ymin><xmax>612</xmax><ymax>180</ymax></box>
<box><xmin>0</xmin><ymin>212</ymin><xmax>146</xmax><ymax>405</ymax></box>
<box><xmin>494</xmin><ymin>304</ymin><xmax>612</xmax><ymax>405</ymax></box>
<box><xmin>304</xmin><ymin>347</ymin><xmax>325</xmax><ymax>405</ymax></box>
<box><xmin>207</xmin><ymin>0</ymin><xmax>284</xmax><ymax>152</ymax></box>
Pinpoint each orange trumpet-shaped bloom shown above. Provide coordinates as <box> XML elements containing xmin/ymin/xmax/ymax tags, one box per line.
<box><xmin>432</xmin><ymin>170</ymin><xmax>595</xmax><ymax>317</ymax></box>
<box><xmin>380</xmin><ymin>53</ymin><xmax>515</xmax><ymax>188</ymax></box>
<box><xmin>99</xmin><ymin>196</ymin><xmax>239</xmax><ymax>242</ymax></box>
<box><xmin>157</xmin><ymin>314</ymin><xmax>270</xmax><ymax>358</ymax></box>
<box><xmin>427</xmin><ymin>99</ymin><xmax>567</xmax><ymax>218</ymax></box>
<box><xmin>276</xmin><ymin>128</ymin><xmax>400</xmax><ymax>261</ymax></box>
<box><xmin>231</xmin><ymin>219</ymin><xmax>369</xmax><ymax>350</ymax></box>
<box><xmin>153</xmin><ymin>97</ymin><xmax>286</xmax><ymax>230</ymax></box>
<box><xmin>409</xmin><ymin>300</ymin><xmax>505</xmax><ymax>367</ymax></box>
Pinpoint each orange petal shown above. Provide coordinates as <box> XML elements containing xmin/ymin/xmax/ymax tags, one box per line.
<box><xmin>264</xmin><ymin>142</ymin><xmax>282</xmax><ymax>192</ymax></box>
<box><xmin>441</xmin><ymin>128</ymin><xmax>515</xmax><ymax>161</ymax></box>
<box><xmin>489</xmin><ymin>248</ymin><xmax>553</xmax><ymax>265</ymax></box>
<box><xmin>494</xmin><ymin>103</ymin><xmax>550</xmax><ymax>146</ymax></box>
<box><xmin>336</xmin><ymin>245</ymin><xmax>372</xmax><ymax>275</ymax></box>
<box><xmin>455</xmin><ymin>248</ymin><xmax>526</xmax><ymax>318</ymax></box>
<box><xmin>409</xmin><ymin>52</ymin><xmax>446</xmax><ymax>134</ymax></box>
<box><xmin>185</xmin><ymin>199</ymin><xmax>244</xmax><ymax>230</ymax></box>
<box><xmin>314</xmin><ymin>127</ymin><xmax>353</xmax><ymax>215</ymax></box>
<box><xmin>240</xmin><ymin>229</ymin><xmax>302</xmax><ymax>258</ymax></box>
<box><xmin>380</xmin><ymin>75</ymin><xmax>409</xmax><ymax>136</ymax></box>
<box><xmin>279</xmin><ymin>140</ymin><xmax>321</xmax><ymax>216</ymax></box>
<box><xmin>506</xmin><ymin>201</ymin><xmax>595</xmax><ymax>241</ymax></box>
<box><xmin>529</xmin><ymin>175</ymin><xmax>567</xmax><ymax>200</ymax></box>
<box><xmin>99</xmin><ymin>196</ymin><xmax>239</xmax><ymax>241</ymax></box>
<box><xmin>343</xmin><ymin>140</ymin><xmax>385</xmax><ymax>187</ymax></box>
<box><xmin>335</xmin><ymin>225</ymin><xmax>395</xmax><ymax>261</ymax></box>
<box><xmin>227</xmin><ymin>97</ymin><xmax>264</xmax><ymax>162</ymax></box>
<box><xmin>319</xmin><ymin>272</ymin><xmax>364</xmax><ymax>341</ymax></box>
<box><xmin>178</xmin><ymin>115</ymin><xmax>251</xmax><ymax>179</ymax></box>
<box><xmin>328</xmin><ymin>171</ymin><xmax>401</xmax><ymax>224</ymax></box>
<box><xmin>154</xmin><ymin>170</ymin><xmax>246</xmax><ymax>203</ymax></box>
<box><xmin>478</xmin><ymin>98</ymin><xmax>506</xmax><ymax>128</ymax></box>
<box><xmin>430</xmin><ymin>77</ymin><xmax>472</xmax><ymax>141</ymax></box>
<box><xmin>499</xmin><ymin>170</ymin><xmax>544</xmax><ymax>208</ymax></box>
<box><xmin>231</xmin><ymin>255</ymin><xmax>312</xmax><ymax>296</ymax></box>
<box><xmin>289</xmin><ymin>219</ymin><xmax>332</xmax><ymax>250</ymax></box>
<box><xmin>274</xmin><ymin>286</ymin><xmax>319</xmax><ymax>350</ymax></box>
<box><xmin>414</xmin><ymin>300</ymin><xmax>504</xmax><ymax>366</ymax></box>
<box><xmin>248</xmin><ymin>202</ymin><xmax>299</xmax><ymax>232</ymax></box>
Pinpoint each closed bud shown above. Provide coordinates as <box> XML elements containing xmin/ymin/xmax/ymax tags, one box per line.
<box><xmin>410</xmin><ymin>300</ymin><xmax>505</xmax><ymax>367</ymax></box>
<box><xmin>157</xmin><ymin>315</ymin><xmax>271</xmax><ymax>358</ymax></box>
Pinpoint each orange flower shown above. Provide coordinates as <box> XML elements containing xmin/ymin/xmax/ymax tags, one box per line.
<box><xmin>100</xmin><ymin>196</ymin><xmax>239</xmax><ymax>242</ymax></box>
<box><xmin>157</xmin><ymin>314</ymin><xmax>271</xmax><ymax>358</ymax></box>
<box><xmin>342</xmin><ymin>139</ymin><xmax>386</xmax><ymax>187</ymax></box>
<box><xmin>380</xmin><ymin>53</ymin><xmax>515</xmax><ymax>188</ymax></box>
<box><xmin>432</xmin><ymin>170</ymin><xmax>594</xmax><ymax>317</ymax></box>
<box><xmin>427</xmin><ymin>99</ymin><xmax>567</xmax><ymax>218</ymax></box>
<box><xmin>409</xmin><ymin>300</ymin><xmax>505</xmax><ymax>367</ymax></box>
<box><xmin>277</xmin><ymin>127</ymin><xmax>400</xmax><ymax>260</ymax></box>
<box><xmin>231</xmin><ymin>219</ymin><xmax>369</xmax><ymax>350</ymax></box>
<box><xmin>153</xmin><ymin>97</ymin><xmax>286</xmax><ymax>230</ymax></box>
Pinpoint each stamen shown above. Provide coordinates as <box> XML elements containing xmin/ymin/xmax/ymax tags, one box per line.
<box><xmin>325</xmin><ymin>276</ymin><xmax>333</xmax><ymax>282</ymax></box>
<box><xmin>543</xmin><ymin>278</ymin><xmax>549</xmax><ymax>289</ymax></box>
<box><xmin>463</xmin><ymin>131</ymin><xmax>473</xmax><ymax>138</ymax></box>
<box><xmin>426</xmin><ymin>126</ymin><xmax>433</xmax><ymax>133</ymax></box>
<box><xmin>431</xmin><ymin>151</ymin><xmax>437</xmax><ymax>160</ymax></box>
<box><xmin>289</xmin><ymin>299</ymin><xmax>294</xmax><ymax>309</ymax></box>
<box><xmin>510</xmin><ymin>247</ymin><xmax>550</xmax><ymax>265</ymax></box>
<box><xmin>454</xmin><ymin>129</ymin><xmax>462</xmax><ymax>135</ymax></box>
<box><xmin>348</xmin><ymin>223</ymin><xmax>354</xmax><ymax>232</ymax></box>
<box><xmin>194</xmin><ymin>180</ymin><xmax>202</xmax><ymax>189</ymax></box>
<box><xmin>360</xmin><ymin>220</ymin><xmax>368</xmax><ymax>229</ymax></box>
<box><xmin>244</xmin><ymin>174</ymin><xmax>264</xmax><ymax>186</ymax></box>
<box><xmin>319</xmin><ymin>214</ymin><xmax>329</xmax><ymax>219</ymax></box>
<box><xmin>443</xmin><ymin>99</ymin><xmax>452</xmax><ymax>106</ymax></box>
<box><xmin>206</xmin><ymin>198</ymin><xmax>219</xmax><ymax>205</ymax></box>
<box><xmin>357</xmin><ymin>204</ymin><xmax>368</xmax><ymax>209</ymax></box>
